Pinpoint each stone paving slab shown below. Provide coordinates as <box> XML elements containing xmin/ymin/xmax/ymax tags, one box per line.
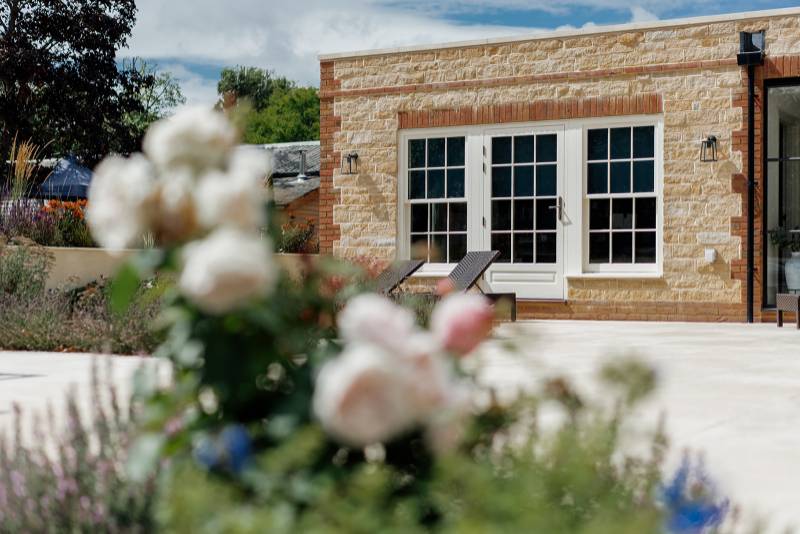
<box><xmin>481</xmin><ymin>320</ymin><xmax>800</xmax><ymax>533</ymax></box>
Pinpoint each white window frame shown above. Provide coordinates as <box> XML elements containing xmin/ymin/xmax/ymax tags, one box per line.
<box><xmin>397</xmin><ymin>115</ymin><xmax>664</xmax><ymax>279</ymax></box>
<box><xmin>578</xmin><ymin>115</ymin><xmax>664</xmax><ymax>275</ymax></box>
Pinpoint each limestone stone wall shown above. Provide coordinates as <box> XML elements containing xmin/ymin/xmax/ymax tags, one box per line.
<box><xmin>319</xmin><ymin>11</ymin><xmax>800</xmax><ymax>319</ymax></box>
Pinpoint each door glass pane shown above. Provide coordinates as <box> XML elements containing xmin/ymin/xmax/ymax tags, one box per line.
<box><xmin>514</xmin><ymin>136</ymin><xmax>534</xmax><ymax>163</ymax></box>
<box><xmin>514</xmin><ymin>200</ymin><xmax>534</xmax><ymax>230</ymax></box>
<box><xmin>536</xmin><ymin>199</ymin><xmax>557</xmax><ymax>230</ymax></box>
<box><xmin>514</xmin><ymin>166</ymin><xmax>534</xmax><ymax>196</ymax></box>
<box><xmin>766</xmin><ymin>84</ymin><xmax>800</xmax><ymax>306</ymax></box>
<box><xmin>513</xmin><ymin>233</ymin><xmax>534</xmax><ymax>263</ymax></box>
<box><xmin>536</xmin><ymin>233</ymin><xmax>557</xmax><ymax>264</ymax></box>
<box><xmin>492</xmin><ymin>234</ymin><xmax>512</xmax><ymax>263</ymax></box>
<box><xmin>428</xmin><ymin>138</ymin><xmax>445</xmax><ymax>167</ymax></box>
<box><xmin>537</xmin><ymin>165</ymin><xmax>557</xmax><ymax>196</ymax></box>
<box><xmin>537</xmin><ymin>135</ymin><xmax>557</xmax><ymax>162</ymax></box>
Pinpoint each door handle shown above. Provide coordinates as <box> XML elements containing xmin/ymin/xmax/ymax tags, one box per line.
<box><xmin>548</xmin><ymin>196</ymin><xmax>563</xmax><ymax>222</ymax></box>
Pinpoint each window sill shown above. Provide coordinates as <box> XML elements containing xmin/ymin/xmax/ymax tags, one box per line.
<box><xmin>411</xmin><ymin>266</ymin><xmax>453</xmax><ymax>278</ymax></box>
<box><xmin>566</xmin><ymin>272</ymin><xmax>663</xmax><ymax>280</ymax></box>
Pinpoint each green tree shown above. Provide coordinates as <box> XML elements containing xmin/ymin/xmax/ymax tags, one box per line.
<box><xmin>0</xmin><ymin>0</ymin><xmax>154</xmax><ymax>163</ymax></box>
<box><xmin>244</xmin><ymin>86</ymin><xmax>320</xmax><ymax>144</ymax></box>
<box><xmin>123</xmin><ymin>58</ymin><xmax>187</xmax><ymax>139</ymax></box>
<box><xmin>216</xmin><ymin>66</ymin><xmax>292</xmax><ymax>111</ymax></box>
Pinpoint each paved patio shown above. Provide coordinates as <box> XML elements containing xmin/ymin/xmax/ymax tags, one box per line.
<box><xmin>0</xmin><ymin>320</ymin><xmax>798</xmax><ymax>531</ymax></box>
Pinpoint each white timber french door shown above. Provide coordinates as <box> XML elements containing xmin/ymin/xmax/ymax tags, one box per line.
<box><xmin>481</xmin><ymin>125</ymin><xmax>566</xmax><ymax>299</ymax></box>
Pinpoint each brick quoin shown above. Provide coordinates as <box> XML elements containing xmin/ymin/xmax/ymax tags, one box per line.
<box><xmin>318</xmin><ymin>61</ymin><xmax>341</xmax><ymax>254</ymax></box>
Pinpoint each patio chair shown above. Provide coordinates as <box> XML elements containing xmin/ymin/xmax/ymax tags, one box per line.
<box><xmin>374</xmin><ymin>259</ymin><xmax>425</xmax><ymax>295</ymax></box>
<box><xmin>443</xmin><ymin>250</ymin><xmax>517</xmax><ymax>322</ymax></box>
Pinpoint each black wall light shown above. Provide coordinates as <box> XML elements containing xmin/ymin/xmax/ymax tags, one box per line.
<box><xmin>342</xmin><ymin>152</ymin><xmax>359</xmax><ymax>175</ymax></box>
<box><xmin>700</xmin><ymin>135</ymin><xmax>718</xmax><ymax>162</ymax></box>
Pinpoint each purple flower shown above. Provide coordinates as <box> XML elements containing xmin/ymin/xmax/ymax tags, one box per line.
<box><xmin>661</xmin><ymin>456</ymin><xmax>729</xmax><ymax>534</ymax></box>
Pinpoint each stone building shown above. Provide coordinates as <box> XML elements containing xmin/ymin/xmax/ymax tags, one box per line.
<box><xmin>318</xmin><ymin>8</ymin><xmax>800</xmax><ymax>322</ymax></box>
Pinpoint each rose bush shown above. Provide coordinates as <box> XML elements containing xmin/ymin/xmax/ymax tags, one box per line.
<box><xmin>80</xmin><ymin>109</ymin><xmax>734</xmax><ymax>533</ymax></box>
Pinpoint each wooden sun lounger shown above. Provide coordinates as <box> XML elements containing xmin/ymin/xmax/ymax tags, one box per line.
<box><xmin>374</xmin><ymin>259</ymin><xmax>425</xmax><ymax>295</ymax></box>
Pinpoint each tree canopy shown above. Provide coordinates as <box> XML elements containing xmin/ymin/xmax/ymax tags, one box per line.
<box><xmin>217</xmin><ymin>66</ymin><xmax>319</xmax><ymax>144</ymax></box>
<box><xmin>0</xmin><ymin>0</ymin><xmax>155</xmax><ymax>164</ymax></box>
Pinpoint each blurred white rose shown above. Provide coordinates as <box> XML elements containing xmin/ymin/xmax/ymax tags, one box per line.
<box><xmin>401</xmin><ymin>333</ymin><xmax>451</xmax><ymax>416</ymax></box>
<box><xmin>337</xmin><ymin>294</ymin><xmax>418</xmax><ymax>354</ymax></box>
<box><xmin>143</xmin><ymin>106</ymin><xmax>238</xmax><ymax>175</ymax></box>
<box><xmin>313</xmin><ymin>344</ymin><xmax>419</xmax><ymax>447</ymax></box>
<box><xmin>178</xmin><ymin>228</ymin><xmax>276</xmax><ymax>314</ymax></box>
<box><xmin>195</xmin><ymin>150</ymin><xmax>270</xmax><ymax>231</ymax></box>
<box><xmin>425</xmin><ymin>384</ymin><xmax>472</xmax><ymax>454</ymax></box>
<box><xmin>153</xmin><ymin>172</ymin><xmax>200</xmax><ymax>244</ymax></box>
<box><xmin>431</xmin><ymin>293</ymin><xmax>494</xmax><ymax>356</ymax></box>
<box><xmin>87</xmin><ymin>154</ymin><xmax>157</xmax><ymax>250</ymax></box>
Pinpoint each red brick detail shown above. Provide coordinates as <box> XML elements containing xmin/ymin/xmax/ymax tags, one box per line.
<box><xmin>320</xmin><ymin>58</ymin><xmax>738</xmax><ymax>99</ymax></box>
<box><xmin>319</xmin><ymin>61</ymin><xmax>341</xmax><ymax>254</ymax></box>
<box><xmin>398</xmin><ymin>94</ymin><xmax>662</xmax><ymax>129</ymax></box>
<box><xmin>726</xmin><ymin>57</ymin><xmax>800</xmax><ymax>322</ymax></box>
<box><xmin>517</xmin><ymin>300</ymin><xmax>747</xmax><ymax>322</ymax></box>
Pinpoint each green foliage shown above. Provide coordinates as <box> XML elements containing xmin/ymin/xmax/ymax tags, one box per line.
<box><xmin>243</xmin><ymin>86</ymin><xmax>320</xmax><ymax>144</ymax></box>
<box><xmin>216</xmin><ymin>66</ymin><xmax>293</xmax><ymax>111</ymax></box>
<box><xmin>0</xmin><ymin>0</ymin><xmax>154</xmax><ymax>163</ymax></box>
<box><xmin>768</xmin><ymin>226</ymin><xmax>800</xmax><ymax>252</ymax></box>
<box><xmin>0</xmin><ymin>366</ymin><xmax>157</xmax><ymax>532</ymax></box>
<box><xmin>0</xmin><ymin>243</ymin><xmax>51</xmax><ymax>298</ymax></box>
<box><xmin>276</xmin><ymin>220</ymin><xmax>318</xmax><ymax>254</ymax></box>
<box><xmin>122</xmin><ymin>58</ymin><xmax>187</xmax><ymax>140</ymax></box>
<box><xmin>154</xmin><ymin>376</ymin><xmax>667</xmax><ymax>534</ymax></box>
<box><xmin>0</xmin><ymin>246</ymin><xmax>166</xmax><ymax>353</ymax></box>
<box><xmin>216</xmin><ymin>66</ymin><xmax>319</xmax><ymax>143</ymax></box>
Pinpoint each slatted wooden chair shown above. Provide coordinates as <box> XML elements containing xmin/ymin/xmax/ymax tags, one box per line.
<box><xmin>444</xmin><ymin>250</ymin><xmax>517</xmax><ymax>322</ymax></box>
<box><xmin>374</xmin><ymin>259</ymin><xmax>425</xmax><ymax>295</ymax></box>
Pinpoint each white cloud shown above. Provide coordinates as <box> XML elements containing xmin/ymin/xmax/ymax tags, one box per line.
<box><xmin>122</xmin><ymin>0</ymin><xmax>684</xmax><ymax>105</ymax></box>
<box><xmin>629</xmin><ymin>6</ymin><xmax>660</xmax><ymax>23</ymax></box>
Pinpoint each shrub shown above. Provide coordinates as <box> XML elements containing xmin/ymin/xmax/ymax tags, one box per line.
<box><xmin>276</xmin><ymin>219</ymin><xmax>318</xmax><ymax>254</ymax></box>
<box><xmin>0</xmin><ymin>245</ymin><xmax>164</xmax><ymax>354</ymax></box>
<box><xmin>0</xmin><ymin>366</ymin><xmax>157</xmax><ymax>532</ymax></box>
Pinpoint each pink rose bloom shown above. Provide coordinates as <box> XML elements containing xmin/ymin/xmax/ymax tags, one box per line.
<box><xmin>431</xmin><ymin>293</ymin><xmax>494</xmax><ymax>356</ymax></box>
<box><xmin>337</xmin><ymin>294</ymin><xmax>417</xmax><ymax>354</ymax></box>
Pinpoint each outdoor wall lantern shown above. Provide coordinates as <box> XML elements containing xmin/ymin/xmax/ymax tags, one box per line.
<box><xmin>342</xmin><ymin>152</ymin><xmax>359</xmax><ymax>175</ymax></box>
<box><xmin>700</xmin><ymin>135</ymin><xmax>718</xmax><ymax>162</ymax></box>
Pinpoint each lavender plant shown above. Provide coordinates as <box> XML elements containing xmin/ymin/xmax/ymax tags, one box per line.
<box><xmin>0</xmin><ymin>366</ymin><xmax>156</xmax><ymax>532</ymax></box>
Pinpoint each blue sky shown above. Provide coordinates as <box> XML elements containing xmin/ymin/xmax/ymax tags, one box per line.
<box><xmin>121</xmin><ymin>0</ymin><xmax>799</xmax><ymax>106</ymax></box>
